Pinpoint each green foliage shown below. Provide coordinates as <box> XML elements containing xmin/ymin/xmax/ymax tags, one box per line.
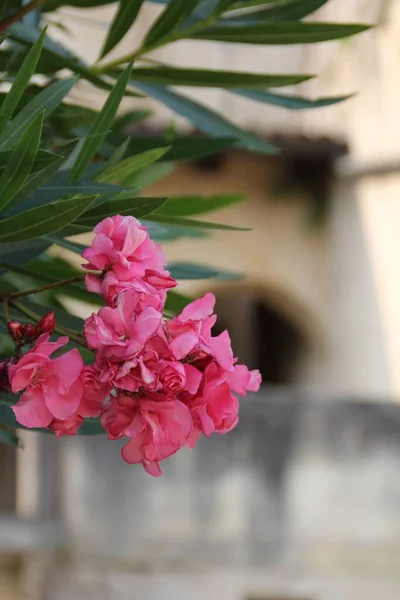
<box><xmin>0</xmin><ymin>0</ymin><xmax>369</xmax><ymax>441</ymax></box>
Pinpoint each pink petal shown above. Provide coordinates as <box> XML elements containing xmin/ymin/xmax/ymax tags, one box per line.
<box><xmin>47</xmin><ymin>350</ymin><xmax>83</xmax><ymax>393</ymax></box>
<box><xmin>43</xmin><ymin>376</ymin><xmax>83</xmax><ymax>421</ymax></box>
<box><xmin>131</xmin><ymin>307</ymin><xmax>162</xmax><ymax>347</ymax></box>
<box><xmin>121</xmin><ymin>221</ymin><xmax>147</xmax><ymax>256</ymax></box>
<box><xmin>180</xmin><ymin>293</ymin><xmax>215</xmax><ymax>322</ymax></box>
<box><xmin>248</xmin><ymin>369</ymin><xmax>262</xmax><ymax>392</ymax></box>
<box><xmin>85</xmin><ymin>273</ymin><xmax>101</xmax><ymax>294</ymax></box>
<box><xmin>34</xmin><ymin>335</ymin><xmax>69</xmax><ymax>358</ymax></box>
<box><xmin>143</xmin><ymin>461</ymin><xmax>163</xmax><ymax>477</ymax></box>
<box><xmin>170</xmin><ymin>331</ymin><xmax>198</xmax><ymax>360</ymax></box>
<box><xmin>9</xmin><ymin>355</ymin><xmax>47</xmax><ymax>392</ymax></box>
<box><xmin>208</xmin><ymin>331</ymin><xmax>234</xmax><ymax>371</ymax></box>
<box><xmin>12</xmin><ymin>387</ymin><xmax>53</xmax><ymax>428</ymax></box>
<box><xmin>121</xmin><ymin>435</ymin><xmax>145</xmax><ymax>464</ymax></box>
<box><xmin>183</xmin><ymin>364</ymin><xmax>203</xmax><ymax>394</ymax></box>
<box><xmin>226</xmin><ymin>364</ymin><xmax>251</xmax><ymax>395</ymax></box>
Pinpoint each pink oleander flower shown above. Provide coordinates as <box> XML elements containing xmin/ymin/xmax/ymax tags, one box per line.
<box><xmin>165</xmin><ymin>292</ymin><xmax>217</xmax><ymax>361</ymax></box>
<box><xmin>84</xmin><ymin>290</ymin><xmax>162</xmax><ymax>360</ymax></box>
<box><xmin>9</xmin><ymin>334</ymin><xmax>84</xmax><ymax>429</ymax></box>
<box><xmin>101</xmin><ymin>391</ymin><xmax>193</xmax><ymax>476</ymax></box>
<box><xmin>79</xmin><ymin>364</ymin><xmax>112</xmax><ymax>417</ymax></box>
<box><xmin>82</xmin><ymin>215</ymin><xmax>169</xmax><ymax>281</ymax></box>
<box><xmin>85</xmin><ymin>269</ymin><xmax>174</xmax><ymax>310</ymax></box>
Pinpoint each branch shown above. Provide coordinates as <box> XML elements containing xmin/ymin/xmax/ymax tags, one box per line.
<box><xmin>0</xmin><ymin>0</ymin><xmax>46</xmax><ymax>32</ymax></box>
<box><xmin>5</xmin><ymin>274</ymin><xmax>85</xmax><ymax>301</ymax></box>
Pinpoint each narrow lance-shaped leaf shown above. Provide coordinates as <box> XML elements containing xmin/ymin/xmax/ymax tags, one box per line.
<box><xmin>168</xmin><ymin>262</ymin><xmax>240</xmax><ymax>280</ymax></box>
<box><xmin>233</xmin><ymin>89</ymin><xmax>354</xmax><ymax>110</ymax></box>
<box><xmin>96</xmin><ymin>147</ymin><xmax>170</xmax><ymax>184</ymax></box>
<box><xmin>0</xmin><ymin>195</ymin><xmax>96</xmax><ymax>243</ymax></box>
<box><xmin>146</xmin><ymin>213</ymin><xmax>251</xmax><ymax>231</ymax></box>
<box><xmin>222</xmin><ymin>0</ymin><xmax>330</xmax><ymax>22</ymax></box>
<box><xmin>100</xmin><ymin>0</ymin><xmax>145</xmax><ymax>58</ymax></box>
<box><xmin>131</xmin><ymin>66</ymin><xmax>313</xmax><ymax>88</ymax></box>
<box><xmin>133</xmin><ymin>82</ymin><xmax>277</xmax><ymax>154</ymax></box>
<box><xmin>154</xmin><ymin>193</ymin><xmax>245</xmax><ymax>217</ymax></box>
<box><xmin>70</xmin><ymin>64</ymin><xmax>132</xmax><ymax>181</ymax></box>
<box><xmin>190</xmin><ymin>21</ymin><xmax>371</xmax><ymax>45</ymax></box>
<box><xmin>78</xmin><ymin>196</ymin><xmax>167</xmax><ymax>224</ymax></box>
<box><xmin>6</xmin><ymin>156</ymin><xmax>65</xmax><ymax>213</ymax></box>
<box><xmin>0</xmin><ymin>427</ymin><xmax>20</xmax><ymax>448</ymax></box>
<box><xmin>0</xmin><ymin>112</ymin><xmax>44</xmax><ymax>213</ymax></box>
<box><xmin>0</xmin><ymin>77</ymin><xmax>78</xmax><ymax>151</ymax></box>
<box><xmin>104</xmin><ymin>138</ymin><xmax>130</xmax><ymax>169</ymax></box>
<box><xmin>142</xmin><ymin>0</ymin><xmax>199</xmax><ymax>49</ymax></box>
<box><xmin>0</xmin><ymin>28</ymin><xmax>46</xmax><ymax>131</ymax></box>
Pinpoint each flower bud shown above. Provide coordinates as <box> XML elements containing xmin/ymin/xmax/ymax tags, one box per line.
<box><xmin>7</xmin><ymin>322</ymin><xmax>24</xmax><ymax>343</ymax></box>
<box><xmin>23</xmin><ymin>324</ymin><xmax>36</xmax><ymax>341</ymax></box>
<box><xmin>36</xmin><ymin>311</ymin><xmax>55</xmax><ymax>335</ymax></box>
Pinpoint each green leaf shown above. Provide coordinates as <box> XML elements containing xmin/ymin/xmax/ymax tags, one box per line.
<box><xmin>0</xmin><ymin>29</ymin><xmax>45</xmax><ymax>131</ymax></box>
<box><xmin>12</xmin><ymin>177</ymin><xmax>124</xmax><ymax>214</ymax></box>
<box><xmin>44</xmin><ymin>235</ymin><xmax>86</xmax><ymax>256</ymax></box>
<box><xmin>96</xmin><ymin>147</ymin><xmax>171</xmax><ymax>184</ymax></box>
<box><xmin>131</xmin><ymin>162</ymin><xmax>174</xmax><ymax>189</ymax></box>
<box><xmin>0</xmin><ymin>112</ymin><xmax>44</xmax><ymax>213</ymax></box>
<box><xmin>155</xmin><ymin>193</ymin><xmax>245</xmax><ymax>217</ymax></box>
<box><xmin>164</xmin><ymin>290</ymin><xmax>193</xmax><ymax>314</ymax></box>
<box><xmin>146</xmin><ymin>213</ymin><xmax>250</xmax><ymax>231</ymax></box>
<box><xmin>0</xmin><ymin>426</ymin><xmax>20</xmax><ymax>448</ymax></box>
<box><xmin>169</xmin><ymin>262</ymin><xmax>218</xmax><ymax>279</ymax></box>
<box><xmin>222</xmin><ymin>0</ymin><xmax>330</xmax><ymax>22</ymax></box>
<box><xmin>0</xmin><ymin>195</ymin><xmax>96</xmax><ymax>243</ymax></box>
<box><xmin>169</xmin><ymin>262</ymin><xmax>242</xmax><ymax>280</ymax></box>
<box><xmin>78</xmin><ymin>418</ymin><xmax>106</xmax><ymax>435</ymax></box>
<box><xmin>78</xmin><ymin>196</ymin><xmax>167</xmax><ymax>225</ymax></box>
<box><xmin>134</xmin><ymin>83</ymin><xmax>277</xmax><ymax>154</ymax></box>
<box><xmin>131</xmin><ymin>66</ymin><xmax>313</xmax><ymax>88</ymax></box>
<box><xmin>0</xmin><ymin>149</ymin><xmax>58</xmax><ymax>173</ymax></box>
<box><xmin>6</xmin><ymin>156</ymin><xmax>65</xmax><ymax>213</ymax></box>
<box><xmin>0</xmin><ymin>240</ymin><xmax>50</xmax><ymax>267</ymax></box>
<box><xmin>0</xmin><ymin>78</ymin><xmax>77</xmax><ymax>151</ymax></box>
<box><xmin>191</xmin><ymin>21</ymin><xmax>371</xmax><ymax>44</ymax></box>
<box><xmin>100</xmin><ymin>0</ymin><xmax>145</xmax><ymax>58</ymax></box>
<box><xmin>143</xmin><ymin>0</ymin><xmax>200</xmax><ymax>48</ymax></box>
<box><xmin>104</xmin><ymin>138</ymin><xmax>130</xmax><ymax>169</ymax></box>
<box><xmin>233</xmin><ymin>89</ymin><xmax>354</xmax><ymax>110</ymax></box>
<box><xmin>70</xmin><ymin>64</ymin><xmax>132</xmax><ymax>181</ymax></box>
<box><xmin>126</xmin><ymin>136</ymin><xmax>235</xmax><ymax>162</ymax></box>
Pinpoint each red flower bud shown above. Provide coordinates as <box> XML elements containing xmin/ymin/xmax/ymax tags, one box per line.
<box><xmin>36</xmin><ymin>311</ymin><xmax>55</xmax><ymax>335</ymax></box>
<box><xmin>24</xmin><ymin>324</ymin><xmax>36</xmax><ymax>341</ymax></box>
<box><xmin>7</xmin><ymin>322</ymin><xmax>24</xmax><ymax>343</ymax></box>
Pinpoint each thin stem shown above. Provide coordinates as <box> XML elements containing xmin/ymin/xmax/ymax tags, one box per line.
<box><xmin>0</xmin><ymin>0</ymin><xmax>46</xmax><ymax>31</ymax></box>
<box><xmin>7</xmin><ymin>274</ymin><xmax>85</xmax><ymax>301</ymax></box>
<box><xmin>10</xmin><ymin>300</ymin><xmax>87</xmax><ymax>349</ymax></box>
<box><xmin>2</xmin><ymin>299</ymin><xmax>10</xmax><ymax>323</ymax></box>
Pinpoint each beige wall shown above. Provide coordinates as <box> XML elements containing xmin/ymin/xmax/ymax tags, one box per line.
<box><xmin>47</xmin><ymin>0</ymin><xmax>399</xmax><ymax>395</ymax></box>
<box><xmin>144</xmin><ymin>153</ymin><xmax>391</xmax><ymax>395</ymax></box>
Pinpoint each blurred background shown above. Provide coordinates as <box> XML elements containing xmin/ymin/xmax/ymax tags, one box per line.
<box><xmin>4</xmin><ymin>0</ymin><xmax>400</xmax><ymax>598</ymax></box>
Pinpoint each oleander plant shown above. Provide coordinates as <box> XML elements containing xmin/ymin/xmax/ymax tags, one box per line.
<box><xmin>0</xmin><ymin>0</ymin><xmax>368</xmax><ymax>474</ymax></box>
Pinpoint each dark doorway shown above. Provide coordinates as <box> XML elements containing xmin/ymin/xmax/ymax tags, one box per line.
<box><xmin>214</xmin><ymin>290</ymin><xmax>305</xmax><ymax>385</ymax></box>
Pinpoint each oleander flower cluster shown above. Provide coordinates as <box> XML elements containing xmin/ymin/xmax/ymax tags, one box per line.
<box><xmin>6</xmin><ymin>215</ymin><xmax>261</xmax><ymax>476</ymax></box>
